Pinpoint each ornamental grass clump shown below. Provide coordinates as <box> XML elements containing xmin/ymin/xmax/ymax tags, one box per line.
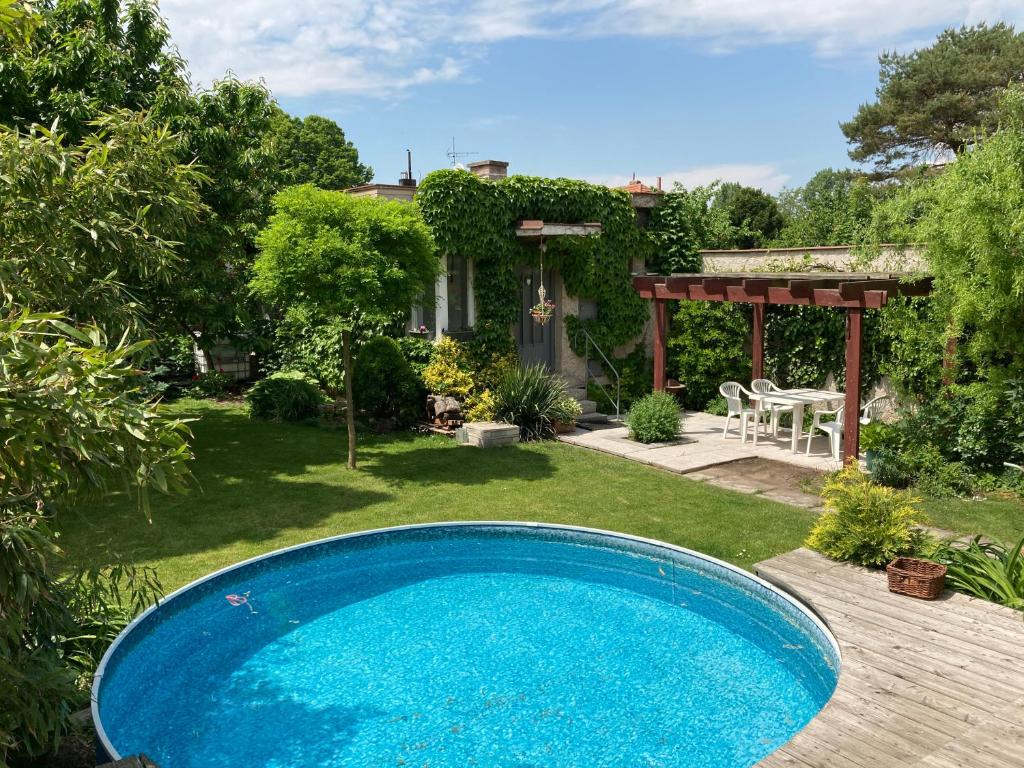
<box><xmin>627</xmin><ymin>392</ymin><xmax>682</xmax><ymax>443</ymax></box>
<box><xmin>807</xmin><ymin>467</ymin><xmax>928</xmax><ymax>567</ymax></box>
<box><xmin>492</xmin><ymin>364</ymin><xmax>570</xmax><ymax>440</ymax></box>
<box><xmin>933</xmin><ymin>535</ymin><xmax>1024</xmax><ymax>611</ymax></box>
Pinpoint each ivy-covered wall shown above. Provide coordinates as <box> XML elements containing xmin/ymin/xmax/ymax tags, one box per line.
<box><xmin>416</xmin><ymin>169</ymin><xmax>651</xmax><ymax>357</ymax></box>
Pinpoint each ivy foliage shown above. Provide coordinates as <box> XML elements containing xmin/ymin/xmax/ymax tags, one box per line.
<box><xmin>646</xmin><ymin>183</ymin><xmax>736</xmax><ymax>273</ymax></box>
<box><xmin>416</xmin><ymin>169</ymin><xmax>650</xmax><ymax>356</ymax></box>
<box><xmin>667</xmin><ymin>302</ymin><xmax>751</xmax><ymax>410</ymax></box>
<box><xmin>764</xmin><ymin>306</ymin><xmax>885</xmax><ymax>396</ymax></box>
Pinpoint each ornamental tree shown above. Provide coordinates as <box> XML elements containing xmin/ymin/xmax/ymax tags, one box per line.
<box><xmin>270</xmin><ymin>110</ymin><xmax>373</xmax><ymax>191</ymax></box>
<box><xmin>251</xmin><ymin>186</ymin><xmax>438</xmax><ymax>468</ymax></box>
<box><xmin>912</xmin><ymin>84</ymin><xmax>1024</xmax><ymax>378</ymax></box>
<box><xmin>0</xmin><ymin>113</ymin><xmax>197</xmax><ymax>762</ymax></box>
<box><xmin>712</xmin><ymin>183</ymin><xmax>785</xmax><ymax>248</ymax></box>
<box><xmin>842</xmin><ymin>23</ymin><xmax>1024</xmax><ymax>176</ymax></box>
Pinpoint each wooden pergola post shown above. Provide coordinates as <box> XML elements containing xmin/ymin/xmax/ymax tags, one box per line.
<box><xmin>653</xmin><ymin>298</ymin><xmax>667</xmax><ymax>391</ymax></box>
<box><xmin>632</xmin><ymin>273</ymin><xmax>932</xmax><ymax>461</ymax></box>
<box><xmin>752</xmin><ymin>303</ymin><xmax>765</xmax><ymax>381</ymax></box>
<box><xmin>942</xmin><ymin>335</ymin><xmax>958</xmax><ymax>386</ymax></box>
<box><xmin>843</xmin><ymin>307</ymin><xmax>863</xmax><ymax>465</ymax></box>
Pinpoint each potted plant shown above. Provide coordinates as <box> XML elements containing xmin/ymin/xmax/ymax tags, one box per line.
<box><xmin>860</xmin><ymin>421</ymin><xmax>898</xmax><ymax>472</ymax></box>
<box><xmin>530</xmin><ymin>299</ymin><xmax>555</xmax><ymax>325</ymax></box>
<box><xmin>552</xmin><ymin>394</ymin><xmax>583</xmax><ymax>434</ymax></box>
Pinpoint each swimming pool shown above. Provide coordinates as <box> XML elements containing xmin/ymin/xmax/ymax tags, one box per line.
<box><xmin>93</xmin><ymin>523</ymin><xmax>839</xmax><ymax>768</ymax></box>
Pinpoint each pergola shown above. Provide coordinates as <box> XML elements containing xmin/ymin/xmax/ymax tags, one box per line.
<box><xmin>632</xmin><ymin>272</ymin><xmax>933</xmax><ymax>463</ymax></box>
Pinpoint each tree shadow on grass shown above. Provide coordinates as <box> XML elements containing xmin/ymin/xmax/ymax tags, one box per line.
<box><xmin>57</xmin><ymin>406</ymin><xmax>394</xmax><ymax>571</ymax></box>
<box><xmin>357</xmin><ymin>434</ymin><xmax>555</xmax><ymax>488</ymax></box>
<box><xmin>56</xmin><ymin>405</ymin><xmax>553</xmax><ymax>579</ymax></box>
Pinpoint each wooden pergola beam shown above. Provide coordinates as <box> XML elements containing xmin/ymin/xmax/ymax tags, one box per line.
<box><xmin>632</xmin><ymin>271</ymin><xmax>933</xmax><ymax>463</ymax></box>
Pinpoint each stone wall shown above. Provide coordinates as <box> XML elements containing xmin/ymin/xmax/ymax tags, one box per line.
<box><xmin>700</xmin><ymin>244</ymin><xmax>924</xmax><ymax>273</ymax></box>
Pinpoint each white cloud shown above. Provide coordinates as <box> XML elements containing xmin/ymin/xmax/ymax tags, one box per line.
<box><xmin>588</xmin><ymin>164</ymin><xmax>792</xmax><ymax>194</ymax></box>
<box><xmin>160</xmin><ymin>1</ymin><xmax>1024</xmax><ymax>97</ymax></box>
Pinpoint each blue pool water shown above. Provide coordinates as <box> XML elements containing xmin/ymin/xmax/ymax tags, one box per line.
<box><xmin>94</xmin><ymin>524</ymin><xmax>838</xmax><ymax>768</ymax></box>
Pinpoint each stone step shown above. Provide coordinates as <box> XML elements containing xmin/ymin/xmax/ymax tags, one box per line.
<box><xmin>576</xmin><ymin>410</ymin><xmax>609</xmax><ymax>423</ymax></box>
<box><xmin>577</xmin><ymin>398</ymin><xmax>598</xmax><ymax>415</ymax></box>
<box><xmin>566</xmin><ymin>387</ymin><xmax>588</xmax><ymax>400</ymax></box>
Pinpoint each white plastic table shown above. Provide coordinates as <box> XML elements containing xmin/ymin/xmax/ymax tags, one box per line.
<box><xmin>749</xmin><ymin>388</ymin><xmax>845</xmax><ymax>453</ymax></box>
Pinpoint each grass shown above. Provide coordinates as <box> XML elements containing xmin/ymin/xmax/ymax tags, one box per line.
<box><xmin>920</xmin><ymin>494</ymin><xmax>1024</xmax><ymax>544</ymax></box>
<box><xmin>58</xmin><ymin>400</ymin><xmax>819</xmax><ymax>590</ymax></box>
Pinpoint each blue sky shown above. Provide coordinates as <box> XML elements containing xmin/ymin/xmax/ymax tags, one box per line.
<box><xmin>161</xmin><ymin>1</ymin><xmax>1024</xmax><ymax>193</ymax></box>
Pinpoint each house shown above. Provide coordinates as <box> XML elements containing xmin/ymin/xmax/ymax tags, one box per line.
<box><xmin>346</xmin><ymin>161</ymin><xmax>660</xmax><ymax>403</ymax></box>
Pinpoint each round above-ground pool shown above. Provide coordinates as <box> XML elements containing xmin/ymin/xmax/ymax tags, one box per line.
<box><xmin>93</xmin><ymin>523</ymin><xmax>839</xmax><ymax>768</ymax></box>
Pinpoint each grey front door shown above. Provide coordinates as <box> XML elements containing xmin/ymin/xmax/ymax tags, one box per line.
<box><xmin>515</xmin><ymin>264</ymin><xmax>556</xmax><ymax>369</ymax></box>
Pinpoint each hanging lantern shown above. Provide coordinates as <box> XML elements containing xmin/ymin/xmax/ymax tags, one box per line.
<box><xmin>530</xmin><ymin>238</ymin><xmax>555</xmax><ymax>325</ymax></box>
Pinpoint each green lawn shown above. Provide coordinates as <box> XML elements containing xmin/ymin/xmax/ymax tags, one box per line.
<box><xmin>920</xmin><ymin>495</ymin><xmax>1024</xmax><ymax>544</ymax></box>
<box><xmin>58</xmin><ymin>400</ymin><xmax>1024</xmax><ymax>591</ymax></box>
<box><xmin>58</xmin><ymin>400</ymin><xmax>819</xmax><ymax>590</ymax></box>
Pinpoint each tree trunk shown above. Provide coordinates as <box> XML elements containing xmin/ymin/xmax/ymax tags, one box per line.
<box><xmin>342</xmin><ymin>328</ymin><xmax>357</xmax><ymax>469</ymax></box>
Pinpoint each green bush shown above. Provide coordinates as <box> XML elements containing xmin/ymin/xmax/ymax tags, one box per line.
<box><xmin>934</xmin><ymin>535</ymin><xmax>1024</xmax><ymax>610</ymax></box>
<box><xmin>246</xmin><ymin>371</ymin><xmax>324</xmax><ymax>422</ymax></box>
<box><xmin>352</xmin><ymin>336</ymin><xmax>424</xmax><ymax>425</ymax></box>
<box><xmin>155</xmin><ymin>334</ymin><xmax>197</xmax><ymax>379</ymax></box>
<box><xmin>396</xmin><ymin>336</ymin><xmax>434</xmax><ymax>377</ymax></box>
<box><xmin>807</xmin><ymin>468</ymin><xmax>928</xmax><ymax>567</ymax></box>
<box><xmin>492</xmin><ymin>364</ymin><xmax>571</xmax><ymax>440</ymax></box>
<box><xmin>422</xmin><ymin>336</ymin><xmax>474</xmax><ymax>398</ymax></box>
<box><xmin>264</xmin><ymin>311</ymin><xmax>346</xmax><ymax>394</ymax></box>
<box><xmin>192</xmin><ymin>369</ymin><xmax>233</xmax><ymax>398</ymax></box>
<box><xmin>627</xmin><ymin>392</ymin><xmax>682</xmax><ymax>443</ymax></box>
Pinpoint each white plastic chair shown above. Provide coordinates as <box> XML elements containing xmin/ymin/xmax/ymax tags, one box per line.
<box><xmin>859</xmin><ymin>395</ymin><xmax>894</xmax><ymax>426</ymax></box>
<box><xmin>805</xmin><ymin>405</ymin><xmax>845</xmax><ymax>461</ymax></box>
<box><xmin>751</xmin><ymin>378</ymin><xmax>794</xmax><ymax>437</ymax></box>
<box><xmin>719</xmin><ymin>381</ymin><xmax>762</xmax><ymax>443</ymax></box>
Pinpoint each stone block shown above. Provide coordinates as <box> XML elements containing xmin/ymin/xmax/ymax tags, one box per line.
<box><xmin>458</xmin><ymin>421</ymin><xmax>521</xmax><ymax>448</ymax></box>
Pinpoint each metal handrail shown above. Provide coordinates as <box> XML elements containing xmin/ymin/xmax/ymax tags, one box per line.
<box><xmin>574</xmin><ymin>325</ymin><xmax>621</xmax><ymax>420</ymax></box>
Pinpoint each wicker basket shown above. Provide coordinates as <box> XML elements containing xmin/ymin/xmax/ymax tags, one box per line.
<box><xmin>886</xmin><ymin>557</ymin><xmax>947</xmax><ymax>600</ymax></box>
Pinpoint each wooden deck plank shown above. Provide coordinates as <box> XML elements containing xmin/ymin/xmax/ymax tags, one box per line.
<box><xmin>764</xmin><ymin>557</ymin><xmax>1024</xmax><ymax>651</ymax></box>
<box><xmin>762</xmin><ymin>565</ymin><xmax>1024</xmax><ymax>669</ymax></box>
<box><xmin>754</xmin><ymin>549</ymin><xmax>1024</xmax><ymax>768</ymax></box>
<box><xmin>775</xmin><ymin>548</ymin><xmax>1024</xmax><ymax>627</ymax></box>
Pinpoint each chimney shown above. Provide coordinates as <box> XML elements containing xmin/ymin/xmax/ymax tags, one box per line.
<box><xmin>467</xmin><ymin>159</ymin><xmax>509</xmax><ymax>180</ymax></box>
<box><xmin>398</xmin><ymin>149</ymin><xmax>417</xmax><ymax>187</ymax></box>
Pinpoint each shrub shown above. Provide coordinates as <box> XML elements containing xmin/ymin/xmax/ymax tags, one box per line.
<box><xmin>192</xmin><ymin>369</ymin><xmax>233</xmax><ymax>398</ymax></box>
<box><xmin>933</xmin><ymin>535</ymin><xmax>1024</xmax><ymax>610</ymax></box>
<box><xmin>807</xmin><ymin>468</ymin><xmax>928</xmax><ymax>567</ymax></box>
<box><xmin>422</xmin><ymin>336</ymin><xmax>474</xmax><ymax>398</ymax></box>
<box><xmin>627</xmin><ymin>392</ymin><xmax>682</xmax><ymax>443</ymax></box>
<box><xmin>871</xmin><ymin>443</ymin><xmax>976</xmax><ymax>498</ymax></box>
<box><xmin>155</xmin><ymin>334</ymin><xmax>197</xmax><ymax>379</ymax></box>
<box><xmin>397</xmin><ymin>335</ymin><xmax>434</xmax><ymax>377</ymax></box>
<box><xmin>465</xmin><ymin>389</ymin><xmax>497</xmax><ymax>422</ymax></box>
<box><xmin>246</xmin><ymin>371</ymin><xmax>324</xmax><ymax>422</ymax></box>
<box><xmin>264</xmin><ymin>311</ymin><xmax>346</xmax><ymax>394</ymax></box>
<box><xmin>472</xmin><ymin>349</ymin><xmax>520</xmax><ymax>391</ymax></box>
<box><xmin>492</xmin><ymin>364</ymin><xmax>571</xmax><ymax>440</ymax></box>
<box><xmin>352</xmin><ymin>336</ymin><xmax>424</xmax><ymax>424</ymax></box>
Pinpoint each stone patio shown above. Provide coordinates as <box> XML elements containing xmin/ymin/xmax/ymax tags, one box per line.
<box><xmin>559</xmin><ymin>410</ymin><xmax>844</xmax><ymax>477</ymax></box>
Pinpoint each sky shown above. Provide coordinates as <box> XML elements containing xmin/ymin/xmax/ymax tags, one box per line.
<box><xmin>160</xmin><ymin>1</ymin><xmax>1024</xmax><ymax>194</ymax></box>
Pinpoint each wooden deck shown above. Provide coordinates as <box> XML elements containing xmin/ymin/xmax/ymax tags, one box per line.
<box><xmin>754</xmin><ymin>548</ymin><xmax>1024</xmax><ymax>768</ymax></box>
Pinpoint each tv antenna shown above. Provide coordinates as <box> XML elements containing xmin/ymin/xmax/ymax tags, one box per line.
<box><xmin>446</xmin><ymin>137</ymin><xmax>477</xmax><ymax>168</ymax></box>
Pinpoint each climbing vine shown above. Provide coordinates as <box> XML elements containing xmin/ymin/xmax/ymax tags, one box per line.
<box><xmin>416</xmin><ymin>169</ymin><xmax>650</xmax><ymax>356</ymax></box>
